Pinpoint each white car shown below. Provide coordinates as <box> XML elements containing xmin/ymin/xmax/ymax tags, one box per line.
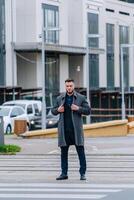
<box><xmin>3</xmin><ymin>100</ymin><xmax>41</xmax><ymax>117</ymax></box>
<box><xmin>3</xmin><ymin>100</ymin><xmax>42</xmax><ymax>129</ymax></box>
<box><xmin>0</xmin><ymin>105</ymin><xmax>29</xmax><ymax>134</ymax></box>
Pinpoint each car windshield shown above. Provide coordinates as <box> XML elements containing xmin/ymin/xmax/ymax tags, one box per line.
<box><xmin>0</xmin><ymin>107</ymin><xmax>10</xmax><ymax>116</ymax></box>
<box><xmin>3</xmin><ymin>103</ymin><xmax>26</xmax><ymax>110</ymax></box>
<box><xmin>15</xmin><ymin>104</ymin><xmax>26</xmax><ymax>110</ymax></box>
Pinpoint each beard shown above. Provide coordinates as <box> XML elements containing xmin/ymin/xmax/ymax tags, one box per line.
<box><xmin>66</xmin><ymin>89</ymin><xmax>74</xmax><ymax>95</ymax></box>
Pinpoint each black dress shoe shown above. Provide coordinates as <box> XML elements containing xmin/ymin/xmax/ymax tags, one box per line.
<box><xmin>80</xmin><ymin>174</ymin><xmax>86</xmax><ymax>180</ymax></box>
<box><xmin>56</xmin><ymin>174</ymin><xmax>68</xmax><ymax>180</ymax></box>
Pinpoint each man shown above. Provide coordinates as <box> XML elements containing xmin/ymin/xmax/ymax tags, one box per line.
<box><xmin>51</xmin><ymin>78</ymin><xmax>90</xmax><ymax>180</ymax></box>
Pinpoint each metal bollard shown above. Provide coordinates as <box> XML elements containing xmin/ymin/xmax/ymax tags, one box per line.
<box><xmin>0</xmin><ymin>116</ymin><xmax>4</xmax><ymax>145</ymax></box>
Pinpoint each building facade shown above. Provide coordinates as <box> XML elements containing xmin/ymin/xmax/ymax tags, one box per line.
<box><xmin>0</xmin><ymin>0</ymin><xmax>5</xmax><ymax>86</ymax></box>
<box><xmin>120</xmin><ymin>0</ymin><xmax>134</xmax><ymax>3</ymax></box>
<box><xmin>3</xmin><ymin>0</ymin><xmax>134</xmax><ymax>122</ymax></box>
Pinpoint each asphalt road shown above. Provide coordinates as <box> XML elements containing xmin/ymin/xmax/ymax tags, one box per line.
<box><xmin>0</xmin><ymin>134</ymin><xmax>134</xmax><ymax>199</ymax></box>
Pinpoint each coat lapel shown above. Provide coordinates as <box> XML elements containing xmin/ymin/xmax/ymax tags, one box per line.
<box><xmin>61</xmin><ymin>93</ymin><xmax>66</xmax><ymax>105</ymax></box>
<box><xmin>73</xmin><ymin>91</ymin><xmax>77</xmax><ymax>104</ymax></box>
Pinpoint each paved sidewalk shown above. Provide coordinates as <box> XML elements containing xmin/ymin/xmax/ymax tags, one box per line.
<box><xmin>4</xmin><ymin>134</ymin><xmax>134</xmax><ymax>155</ymax></box>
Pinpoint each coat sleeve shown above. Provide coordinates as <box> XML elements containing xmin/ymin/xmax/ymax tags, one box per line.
<box><xmin>51</xmin><ymin>97</ymin><xmax>59</xmax><ymax>115</ymax></box>
<box><xmin>78</xmin><ymin>96</ymin><xmax>90</xmax><ymax>115</ymax></box>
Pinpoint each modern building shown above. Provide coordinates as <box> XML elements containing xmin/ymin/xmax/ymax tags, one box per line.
<box><xmin>120</xmin><ymin>0</ymin><xmax>134</xmax><ymax>3</ymax></box>
<box><xmin>0</xmin><ymin>0</ymin><xmax>5</xmax><ymax>86</ymax></box>
<box><xmin>2</xmin><ymin>0</ymin><xmax>134</xmax><ymax>122</ymax></box>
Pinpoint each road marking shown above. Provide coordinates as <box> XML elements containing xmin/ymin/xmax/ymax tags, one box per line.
<box><xmin>0</xmin><ymin>188</ymin><xmax>122</xmax><ymax>193</ymax></box>
<box><xmin>48</xmin><ymin>150</ymin><xmax>59</xmax><ymax>154</ymax></box>
<box><xmin>91</xmin><ymin>146</ymin><xmax>98</xmax><ymax>151</ymax></box>
<box><xmin>0</xmin><ymin>193</ymin><xmax>106</xmax><ymax>199</ymax></box>
<box><xmin>0</xmin><ymin>183</ymin><xmax>133</xmax><ymax>188</ymax></box>
<box><xmin>0</xmin><ymin>183</ymin><xmax>124</xmax><ymax>199</ymax></box>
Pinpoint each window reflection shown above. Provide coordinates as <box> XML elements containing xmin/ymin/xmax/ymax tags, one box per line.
<box><xmin>43</xmin><ymin>4</ymin><xmax>59</xmax><ymax>44</ymax></box>
<box><xmin>45</xmin><ymin>56</ymin><xmax>59</xmax><ymax>106</ymax></box>
<box><xmin>88</xmin><ymin>13</ymin><xmax>99</xmax><ymax>48</ymax></box>
<box><xmin>119</xmin><ymin>25</ymin><xmax>129</xmax><ymax>89</ymax></box>
<box><xmin>0</xmin><ymin>0</ymin><xmax>5</xmax><ymax>85</ymax></box>
<box><xmin>106</xmin><ymin>24</ymin><xmax>115</xmax><ymax>89</ymax></box>
<box><xmin>89</xmin><ymin>54</ymin><xmax>99</xmax><ymax>88</ymax></box>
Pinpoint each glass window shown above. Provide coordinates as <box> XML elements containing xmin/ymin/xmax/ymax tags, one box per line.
<box><xmin>0</xmin><ymin>107</ymin><xmax>10</xmax><ymax>116</ymax></box>
<box><xmin>106</xmin><ymin>24</ymin><xmax>115</xmax><ymax>89</ymax></box>
<box><xmin>10</xmin><ymin>108</ymin><xmax>20</xmax><ymax>117</ymax></box>
<box><xmin>17</xmin><ymin>107</ymin><xmax>25</xmax><ymax>115</ymax></box>
<box><xmin>89</xmin><ymin>54</ymin><xmax>99</xmax><ymax>88</ymax></box>
<box><xmin>45</xmin><ymin>55</ymin><xmax>59</xmax><ymax>106</ymax></box>
<box><xmin>43</xmin><ymin>4</ymin><xmax>59</xmax><ymax>44</ymax></box>
<box><xmin>119</xmin><ymin>0</ymin><xmax>134</xmax><ymax>3</ymax></box>
<box><xmin>33</xmin><ymin>104</ymin><xmax>39</xmax><ymax>114</ymax></box>
<box><xmin>119</xmin><ymin>25</ymin><xmax>129</xmax><ymax>89</ymax></box>
<box><xmin>16</xmin><ymin>104</ymin><xmax>26</xmax><ymax>110</ymax></box>
<box><xmin>88</xmin><ymin>13</ymin><xmax>99</xmax><ymax>48</ymax></box>
<box><xmin>0</xmin><ymin>0</ymin><xmax>5</xmax><ymax>85</ymax></box>
<box><xmin>27</xmin><ymin>105</ymin><xmax>33</xmax><ymax>114</ymax></box>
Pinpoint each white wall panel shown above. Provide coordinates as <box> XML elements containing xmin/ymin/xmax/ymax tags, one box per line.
<box><xmin>69</xmin><ymin>56</ymin><xmax>83</xmax><ymax>88</ymax></box>
<box><xmin>16</xmin><ymin>0</ymin><xmax>36</xmax><ymax>42</ymax></box>
<box><xmin>17</xmin><ymin>53</ymin><xmax>37</xmax><ymax>89</ymax></box>
<box><xmin>59</xmin><ymin>54</ymin><xmax>68</xmax><ymax>92</ymax></box>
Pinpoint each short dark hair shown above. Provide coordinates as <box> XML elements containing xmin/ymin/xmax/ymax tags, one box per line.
<box><xmin>65</xmin><ymin>78</ymin><xmax>74</xmax><ymax>83</ymax></box>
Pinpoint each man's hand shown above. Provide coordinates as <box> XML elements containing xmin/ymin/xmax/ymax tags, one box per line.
<box><xmin>71</xmin><ymin>104</ymin><xmax>79</xmax><ymax>111</ymax></box>
<box><xmin>58</xmin><ymin>105</ymin><xmax>64</xmax><ymax>113</ymax></box>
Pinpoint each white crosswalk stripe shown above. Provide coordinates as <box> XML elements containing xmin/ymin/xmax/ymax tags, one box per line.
<box><xmin>0</xmin><ymin>154</ymin><xmax>134</xmax><ymax>199</ymax></box>
<box><xmin>0</xmin><ymin>154</ymin><xmax>134</xmax><ymax>187</ymax></box>
<box><xmin>0</xmin><ymin>183</ymin><xmax>123</xmax><ymax>199</ymax></box>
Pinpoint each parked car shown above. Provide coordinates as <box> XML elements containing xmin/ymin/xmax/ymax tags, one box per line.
<box><xmin>30</xmin><ymin>110</ymin><xmax>59</xmax><ymax>130</ymax></box>
<box><xmin>3</xmin><ymin>100</ymin><xmax>42</xmax><ymax>130</ymax></box>
<box><xmin>0</xmin><ymin>105</ymin><xmax>29</xmax><ymax>134</ymax></box>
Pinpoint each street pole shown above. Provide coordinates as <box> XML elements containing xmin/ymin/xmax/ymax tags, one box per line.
<box><xmin>86</xmin><ymin>34</ymin><xmax>90</xmax><ymax>124</ymax></box>
<box><xmin>11</xmin><ymin>0</ymin><xmax>15</xmax><ymax>100</ymax></box>
<box><xmin>41</xmin><ymin>5</ymin><xmax>61</xmax><ymax>129</ymax></box>
<box><xmin>41</xmin><ymin>6</ymin><xmax>46</xmax><ymax>129</ymax></box>
<box><xmin>120</xmin><ymin>45</ymin><xmax>125</xmax><ymax>120</ymax></box>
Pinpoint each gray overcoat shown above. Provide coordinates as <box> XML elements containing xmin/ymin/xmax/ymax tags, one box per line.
<box><xmin>51</xmin><ymin>91</ymin><xmax>90</xmax><ymax>147</ymax></box>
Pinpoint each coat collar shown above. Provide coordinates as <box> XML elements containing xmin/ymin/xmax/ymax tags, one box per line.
<box><xmin>61</xmin><ymin>91</ymin><xmax>77</xmax><ymax>100</ymax></box>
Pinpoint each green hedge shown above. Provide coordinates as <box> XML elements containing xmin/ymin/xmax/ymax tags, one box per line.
<box><xmin>0</xmin><ymin>144</ymin><xmax>21</xmax><ymax>154</ymax></box>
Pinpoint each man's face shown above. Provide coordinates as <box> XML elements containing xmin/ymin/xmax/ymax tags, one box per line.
<box><xmin>65</xmin><ymin>81</ymin><xmax>74</xmax><ymax>95</ymax></box>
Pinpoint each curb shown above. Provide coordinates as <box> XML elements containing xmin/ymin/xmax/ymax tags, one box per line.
<box><xmin>20</xmin><ymin>120</ymin><xmax>128</xmax><ymax>139</ymax></box>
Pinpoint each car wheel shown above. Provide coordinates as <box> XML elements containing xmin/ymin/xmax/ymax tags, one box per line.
<box><xmin>6</xmin><ymin>125</ymin><xmax>12</xmax><ymax>134</ymax></box>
